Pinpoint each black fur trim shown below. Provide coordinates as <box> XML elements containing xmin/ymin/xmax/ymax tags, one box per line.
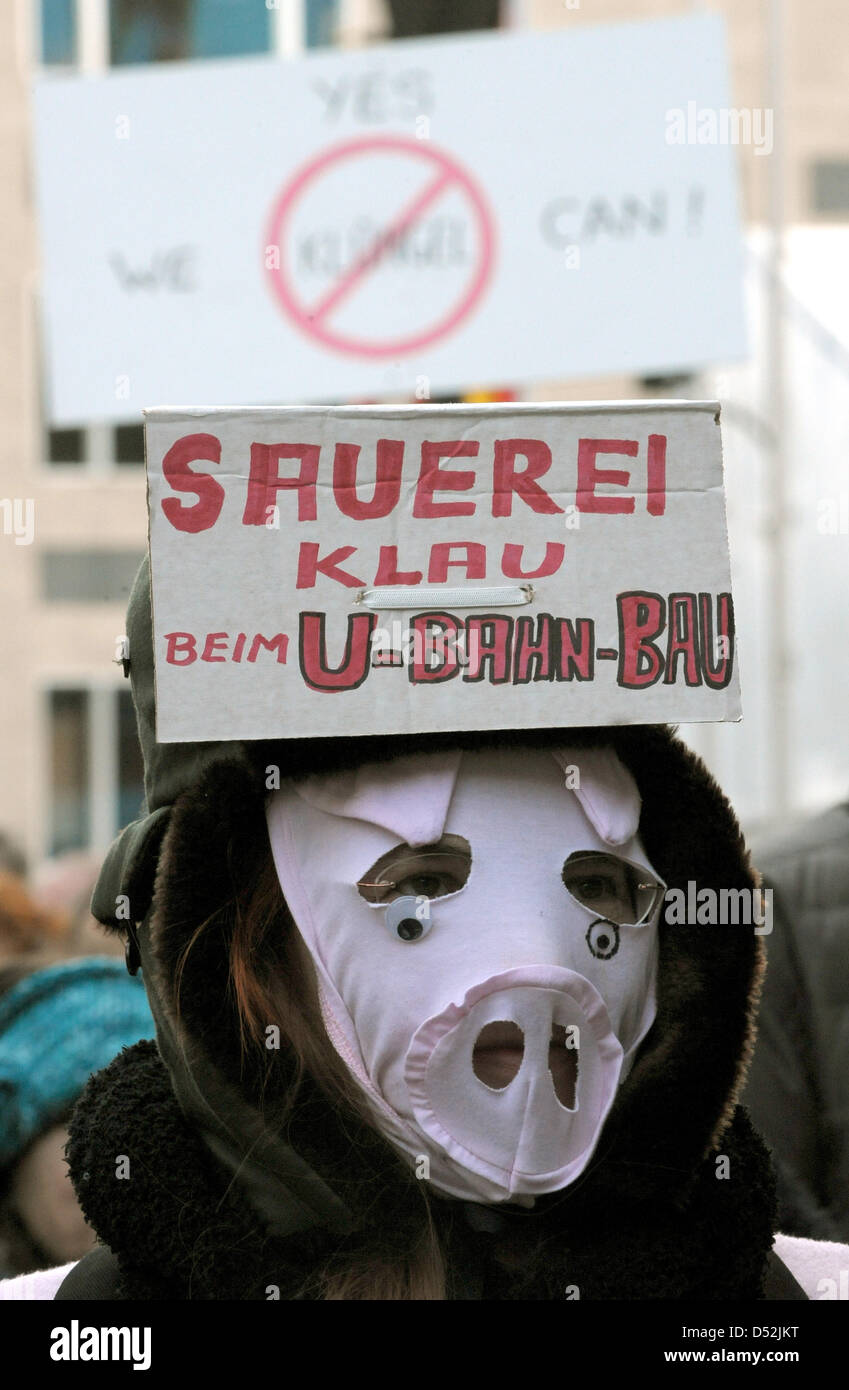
<box><xmin>66</xmin><ymin>1042</ymin><xmax>776</xmax><ymax>1299</ymax></box>
<box><xmin>151</xmin><ymin>727</ymin><xmax>762</xmax><ymax>1213</ymax></box>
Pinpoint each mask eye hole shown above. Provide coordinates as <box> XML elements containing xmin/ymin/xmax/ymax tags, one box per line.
<box><xmin>586</xmin><ymin>920</ymin><xmax>620</xmax><ymax>960</ymax></box>
<box><xmin>357</xmin><ymin>834</ymin><xmax>471</xmax><ymax>906</ymax></box>
<box><xmin>562</xmin><ymin>851</ymin><xmax>663</xmax><ymax>927</ymax></box>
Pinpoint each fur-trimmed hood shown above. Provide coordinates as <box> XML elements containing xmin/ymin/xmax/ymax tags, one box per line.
<box><xmin>68</xmin><ymin>721</ymin><xmax>785</xmax><ymax>1298</ymax></box>
<box><xmin>141</xmin><ymin>723</ymin><xmax>767</xmax><ymax>1210</ymax></box>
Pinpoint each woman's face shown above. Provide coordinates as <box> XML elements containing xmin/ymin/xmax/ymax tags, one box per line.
<box><xmin>9</xmin><ymin>1124</ymin><xmax>96</xmax><ymax>1264</ymax></box>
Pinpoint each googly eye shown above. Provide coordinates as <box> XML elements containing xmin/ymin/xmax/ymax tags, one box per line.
<box><xmin>384</xmin><ymin>895</ymin><xmax>432</xmax><ymax>942</ymax></box>
<box><xmin>586</xmin><ymin>919</ymin><xmax>620</xmax><ymax>960</ymax></box>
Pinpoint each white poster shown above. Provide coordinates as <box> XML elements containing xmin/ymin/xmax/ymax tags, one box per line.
<box><xmin>33</xmin><ymin>16</ymin><xmax>746</xmax><ymax>424</ymax></box>
<box><xmin>146</xmin><ymin>400</ymin><xmax>741</xmax><ymax>742</ymax></box>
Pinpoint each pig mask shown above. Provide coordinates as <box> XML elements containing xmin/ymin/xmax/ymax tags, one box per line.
<box><xmin>265</xmin><ymin>747</ymin><xmax>663</xmax><ymax>1205</ymax></box>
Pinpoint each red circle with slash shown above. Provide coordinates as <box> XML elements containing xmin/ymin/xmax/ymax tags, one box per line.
<box><xmin>265</xmin><ymin>134</ymin><xmax>495</xmax><ymax>359</ymax></box>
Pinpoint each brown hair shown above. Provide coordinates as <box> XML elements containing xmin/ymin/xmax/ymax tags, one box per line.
<box><xmin>177</xmin><ymin>854</ymin><xmax>448</xmax><ymax>1299</ymax></box>
<box><xmin>0</xmin><ymin>873</ymin><xmax>68</xmax><ymax>964</ymax></box>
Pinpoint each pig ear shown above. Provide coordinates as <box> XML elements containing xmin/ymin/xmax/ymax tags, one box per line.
<box><xmin>293</xmin><ymin>750</ymin><xmax>463</xmax><ymax>847</ymax></box>
<box><xmin>552</xmin><ymin>747</ymin><xmax>641</xmax><ymax>846</ymax></box>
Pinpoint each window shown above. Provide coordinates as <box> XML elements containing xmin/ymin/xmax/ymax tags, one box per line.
<box><xmin>47</xmin><ymin>426</ymin><xmax>86</xmax><ymax>465</ymax></box>
<box><xmin>49</xmin><ymin>689</ymin><xmax>89</xmax><ymax>853</ymax></box>
<box><xmin>109</xmin><ymin>0</ymin><xmax>270</xmax><ymax>64</ymax></box>
<box><xmin>307</xmin><ymin>0</ymin><xmax>339</xmax><ymax>48</ymax></box>
<box><xmin>41</xmin><ymin>551</ymin><xmax>145</xmax><ymax>603</ymax></box>
<box><xmin>38</xmin><ymin>0</ymin><xmax>342</xmax><ymax>69</ymax></box>
<box><xmin>44</xmin><ymin>424</ymin><xmax>147</xmax><ymax>470</ymax></box>
<box><xmin>40</xmin><ymin>0</ymin><xmax>76</xmax><ymax>65</ymax></box>
<box><xmin>47</xmin><ymin>687</ymin><xmax>144</xmax><ymax>855</ymax></box>
<box><xmin>114</xmin><ymin>424</ymin><xmax>145</xmax><ymax>466</ymax></box>
<box><xmin>811</xmin><ymin>160</ymin><xmax>849</xmax><ymax>216</ymax></box>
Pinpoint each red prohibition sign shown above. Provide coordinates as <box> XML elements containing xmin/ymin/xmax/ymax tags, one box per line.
<box><xmin>265</xmin><ymin>134</ymin><xmax>495</xmax><ymax>359</ymax></box>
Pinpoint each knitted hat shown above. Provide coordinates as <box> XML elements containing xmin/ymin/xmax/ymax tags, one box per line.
<box><xmin>0</xmin><ymin>957</ymin><xmax>153</xmax><ymax>1169</ymax></box>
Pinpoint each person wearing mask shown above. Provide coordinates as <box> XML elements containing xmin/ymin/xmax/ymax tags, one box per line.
<box><xmin>2</xmin><ymin>560</ymin><xmax>848</xmax><ymax>1301</ymax></box>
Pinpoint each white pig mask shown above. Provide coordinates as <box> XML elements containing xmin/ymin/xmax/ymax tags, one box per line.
<box><xmin>266</xmin><ymin>746</ymin><xmax>664</xmax><ymax>1206</ymax></box>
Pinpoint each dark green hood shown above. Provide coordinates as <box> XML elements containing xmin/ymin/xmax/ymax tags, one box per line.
<box><xmin>91</xmin><ymin>557</ymin><xmax>241</xmax><ymax>931</ymax></box>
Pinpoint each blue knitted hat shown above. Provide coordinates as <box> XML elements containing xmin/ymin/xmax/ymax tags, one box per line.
<box><xmin>0</xmin><ymin>958</ymin><xmax>153</xmax><ymax>1170</ymax></box>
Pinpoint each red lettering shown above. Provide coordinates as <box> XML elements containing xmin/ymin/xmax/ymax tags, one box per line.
<box><xmin>513</xmin><ymin>615</ymin><xmax>555</xmax><ymax>683</ymax></box>
<box><xmin>299</xmin><ymin>612</ymin><xmax>376</xmax><ymax>692</ymax></box>
<box><xmin>332</xmin><ymin>440</ymin><xmax>404</xmax><ymax>520</ymax></box>
<box><xmin>201</xmin><ymin>632</ymin><xmax>228</xmax><ymax>663</ymax></box>
<box><xmin>408</xmin><ymin>614</ymin><xmax>462</xmax><ymax>685</ymax></box>
<box><xmin>161</xmin><ymin>434</ymin><xmax>224</xmax><ymax>533</ymax></box>
<box><xmin>242</xmin><ymin>443</ymin><xmax>320</xmax><ymax>525</ymax></box>
<box><xmin>413</xmin><ymin>441</ymin><xmax>478</xmax><ymax>518</ymax></box>
<box><xmin>617</xmin><ymin>593</ymin><xmax>666</xmax><ymax>688</ymax></box>
<box><xmin>247</xmin><ymin>634</ymin><xmax>288</xmax><ymax>664</ymax></box>
<box><xmin>700</xmin><ymin>592</ymin><xmax>735</xmax><ymax>689</ymax></box>
<box><xmin>463</xmin><ymin>616</ymin><xmax>514</xmax><ymax>684</ymax></box>
<box><xmin>232</xmin><ymin>633</ymin><xmax>246</xmax><ymax>662</ymax></box>
<box><xmin>647</xmin><ymin>434</ymin><xmax>667</xmax><ymax>516</ymax></box>
<box><xmin>427</xmin><ymin>543</ymin><xmax>487</xmax><ymax>583</ymax></box>
<box><xmin>664</xmin><ymin>594</ymin><xmax>700</xmax><ymax>686</ymax></box>
<box><xmin>296</xmin><ymin>542</ymin><xmax>365</xmax><ymax>590</ymax></box>
<box><xmin>501</xmin><ymin>542</ymin><xmax>565</xmax><ymax>580</ymax></box>
<box><xmin>492</xmin><ymin>439</ymin><xmax>563</xmax><ymax>517</ymax></box>
<box><xmin>557</xmin><ymin>619</ymin><xmax>594</xmax><ymax>681</ymax></box>
<box><xmin>576</xmin><ymin>439</ymin><xmax>637</xmax><ymax>514</ymax></box>
<box><xmin>164</xmin><ymin>632</ymin><xmax>197</xmax><ymax>665</ymax></box>
<box><xmin>373</xmin><ymin>546</ymin><xmax>422</xmax><ymax>586</ymax></box>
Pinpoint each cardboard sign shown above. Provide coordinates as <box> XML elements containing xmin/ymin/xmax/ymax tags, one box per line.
<box><xmin>33</xmin><ymin>15</ymin><xmax>745</xmax><ymax>424</ymax></box>
<box><xmin>146</xmin><ymin>402</ymin><xmax>741</xmax><ymax>742</ymax></box>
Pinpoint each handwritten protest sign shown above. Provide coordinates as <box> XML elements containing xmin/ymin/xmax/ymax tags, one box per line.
<box><xmin>145</xmin><ymin>402</ymin><xmax>740</xmax><ymax>742</ymax></box>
